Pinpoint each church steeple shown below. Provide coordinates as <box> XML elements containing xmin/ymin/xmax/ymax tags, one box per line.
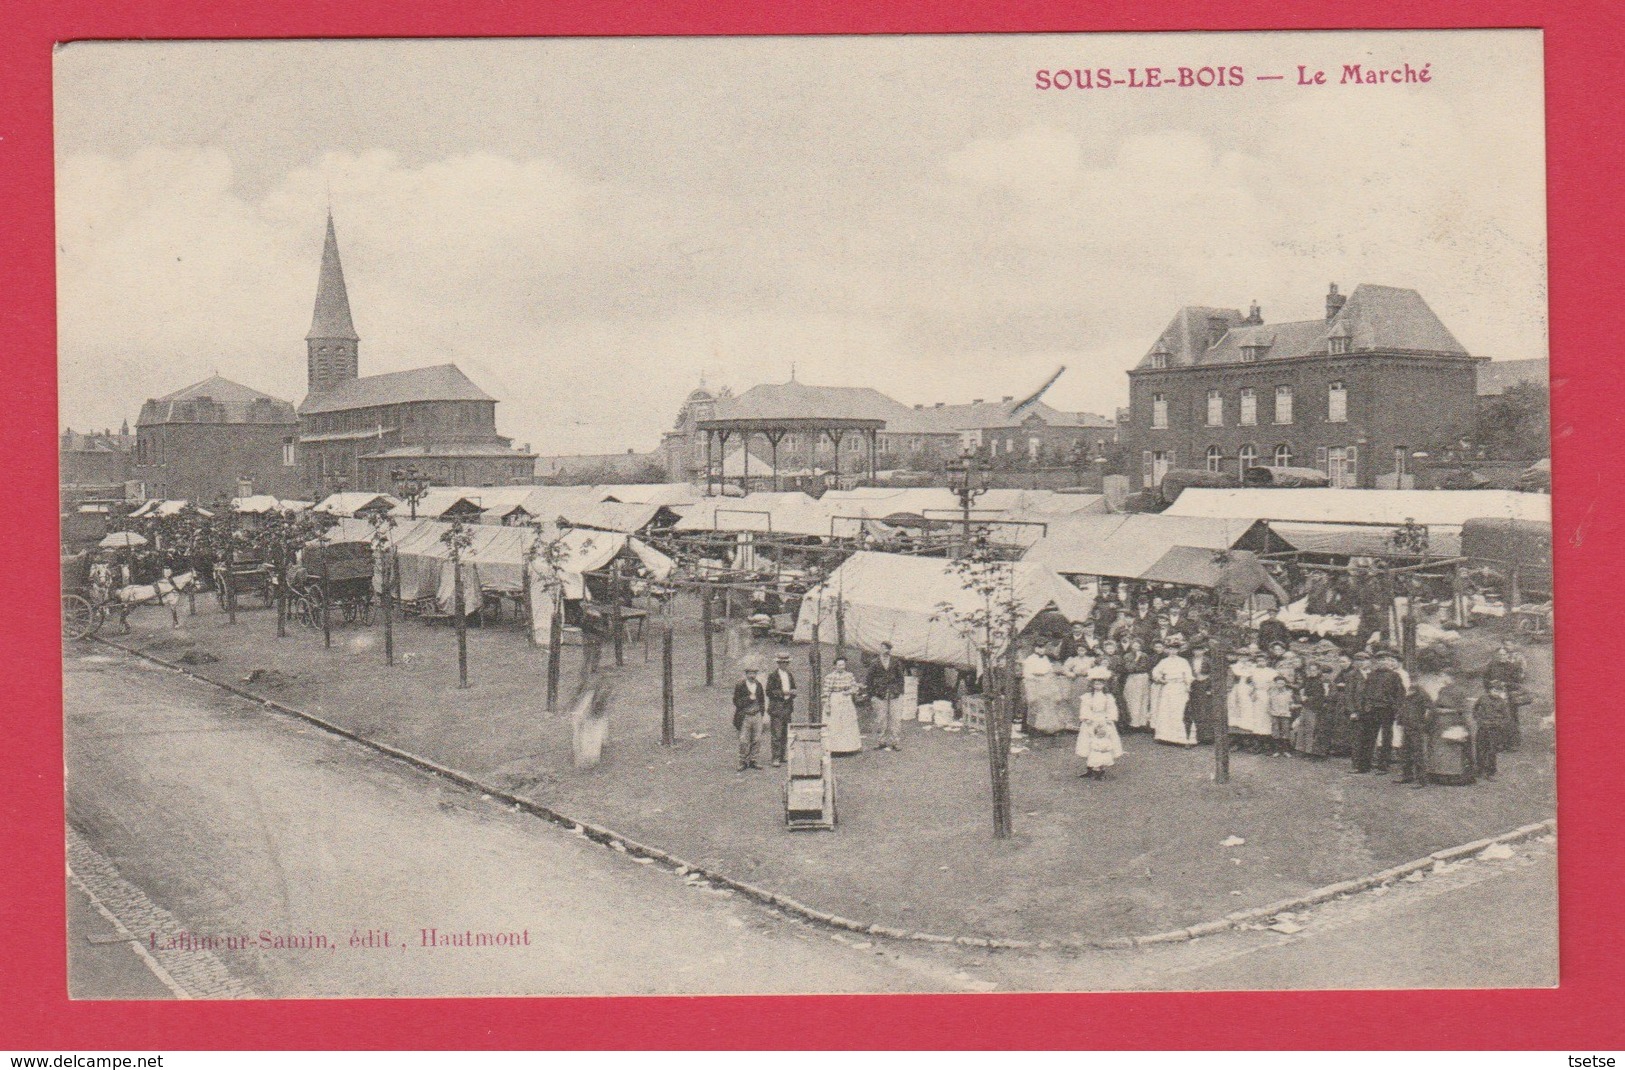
<box><xmin>306</xmin><ymin>212</ymin><xmax>360</xmax><ymax>394</ymax></box>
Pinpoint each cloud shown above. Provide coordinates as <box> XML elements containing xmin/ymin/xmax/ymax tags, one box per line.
<box><xmin>55</xmin><ymin>33</ymin><xmax>1548</xmax><ymax>452</ymax></box>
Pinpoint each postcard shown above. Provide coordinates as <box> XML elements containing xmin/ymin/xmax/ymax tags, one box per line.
<box><xmin>56</xmin><ymin>29</ymin><xmax>1553</xmax><ymax>998</ymax></box>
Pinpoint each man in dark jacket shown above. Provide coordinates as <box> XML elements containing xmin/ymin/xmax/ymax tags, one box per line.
<box><xmin>866</xmin><ymin>642</ymin><xmax>907</xmax><ymax>751</ymax></box>
<box><xmin>1354</xmin><ymin>648</ymin><xmax>1408</xmax><ymax>773</ymax></box>
<box><xmin>1256</xmin><ymin>607</ymin><xmax>1292</xmax><ymax>654</ymax></box>
<box><xmin>765</xmin><ymin>652</ymin><xmax>797</xmax><ymax>767</ymax></box>
<box><xmin>732</xmin><ymin>667</ymin><xmax>768</xmax><ymax>771</ymax></box>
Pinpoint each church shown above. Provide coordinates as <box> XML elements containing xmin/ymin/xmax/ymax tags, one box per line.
<box><xmin>296</xmin><ymin>215</ymin><xmax>535</xmax><ymax>497</ymax></box>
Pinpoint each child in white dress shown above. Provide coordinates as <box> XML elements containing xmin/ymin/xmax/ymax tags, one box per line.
<box><xmin>1076</xmin><ymin>668</ymin><xmax>1124</xmax><ymax>780</ymax></box>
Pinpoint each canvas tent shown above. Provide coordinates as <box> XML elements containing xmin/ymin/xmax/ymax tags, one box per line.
<box><xmin>559</xmin><ymin>500</ymin><xmax>672</xmax><ymax>534</ymax></box>
<box><xmin>526</xmin><ymin>528</ymin><xmax>676</xmax><ymax>642</ymax></box>
<box><xmin>313</xmin><ymin>492</ymin><xmax>399</xmax><ymax>517</ymax></box>
<box><xmin>1137</xmin><ymin>546</ymin><xmax>1289</xmax><ymax>600</ymax></box>
<box><xmin>593</xmin><ymin>483</ymin><xmax>700</xmax><ymax>507</ymax></box>
<box><xmin>791</xmin><ymin>551</ymin><xmax>1094</xmax><ymax>670</ymax></box>
<box><xmin>1164</xmin><ymin>487</ymin><xmax>1552</xmax><ymax>558</ymax></box>
<box><xmin>231</xmin><ymin>495</ymin><xmax>311</xmax><ymax>514</ymax></box>
<box><xmin>357</xmin><ymin>516</ymin><xmax>674</xmax><ymax>619</ymax></box>
<box><xmin>674</xmin><ymin>491</ymin><xmax>830</xmax><ymax>537</ymax></box>
<box><xmin>1022</xmin><ymin>513</ymin><xmax>1282</xmax><ymax>581</ymax></box>
<box><xmin>129</xmin><ymin>499</ymin><xmax>213</xmax><ymax>519</ymax></box>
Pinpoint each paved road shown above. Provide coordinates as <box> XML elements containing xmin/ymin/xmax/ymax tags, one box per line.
<box><xmin>66</xmin><ymin>649</ymin><xmax>962</xmax><ymax>997</ymax></box>
<box><xmin>65</xmin><ymin>648</ymin><xmax>1556</xmax><ymax>998</ymax></box>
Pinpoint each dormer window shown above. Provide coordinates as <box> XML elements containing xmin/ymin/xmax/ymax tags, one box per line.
<box><xmin>1328</xmin><ymin>336</ymin><xmax>1351</xmax><ymax>355</ymax></box>
<box><xmin>1150</xmin><ymin>343</ymin><xmax>1171</xmax><ymax>370</ymax></box>
<box><xmin>1241</xmin><ymin>344</ymin><xmax>1266</xmax><ymax>363</ymax></box>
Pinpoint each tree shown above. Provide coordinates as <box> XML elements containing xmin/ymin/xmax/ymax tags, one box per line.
<box><xmin>441</xmin><ymin>519</ymin><xmax>475</xmax><ymax>688</ymax></box>
<box><xmin>933</xmin><ymin>540</ymin><xmax>1025</xmax><ymax>839</ymax></box>
<box><xmin>369</xmin><ymin>512</ymin><xmax>399</xmax><ymax>663</ymax></box>
<box><xmin>1472</xmin><ymin>382</ymin><xmax>1550</xmax><ymax>464</ymax></box>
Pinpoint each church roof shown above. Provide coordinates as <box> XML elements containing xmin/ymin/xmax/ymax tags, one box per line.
<box><xmin>1136</xmin><ymin>284</ymin><xmax>1470</xmax><ymax>370</ymax></box>
<box><xmin>307</xmin><ymin>214</ymin><xmax>359</xmax><ymax>342</ymax></box>
<box><xmin>139</xmin><ymin>375</ymin><xmax>298</xmax><ymax>425</ymax></box>
<box><xmin>299</xmin><ymin>364</ymin><xmax>496</xmax><ymax>415</ymax></box>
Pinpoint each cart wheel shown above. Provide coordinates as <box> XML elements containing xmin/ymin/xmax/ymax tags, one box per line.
<box><xmin>62</xmin><ymin>593</ymin><xmax>96</xmax><ymax>641</ymax></box>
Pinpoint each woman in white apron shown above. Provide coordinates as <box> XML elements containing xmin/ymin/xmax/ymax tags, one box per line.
<box><xmin>821</xmin><ymin>657</ymin><xmax>863</xmax><ymax>755</ymax></box>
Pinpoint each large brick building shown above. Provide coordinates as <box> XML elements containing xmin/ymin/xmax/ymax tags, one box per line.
<box><xmin>1125</xmin><ymin>283</ymin><xmax>1485</xmax><ymax>491</ymax></box>
<box><xmin>133</xmin><ymin>376</ymin><xmax>303</xmax><ymax>503</ymax></box>
<box><xmin>295</xmin><ymin>215</ymin><xmax>534</xmax><ymax>496</ymax></box>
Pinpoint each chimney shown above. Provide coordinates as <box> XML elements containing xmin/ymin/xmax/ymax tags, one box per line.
<box><xmin>1326</xmin><ymin>282</ymin><xmax>1346</xmax><ymax>322</ymax></box>
<box><xmin>1207</xmin><ymin>316</ymin><xmax>1229</xmax><ymax>348</ymax></box>
<box><xmin>972</xmin><ymin>398</ymin><xmax>984</xmax><ymax>404</ymax></box>
<box><xmin>934</xmin><ymin>402</ymin><xmax>945</xmax><ymax>408</ymax></box>
<box><xmin>913</xmin><ymin>403</ymin><xmax>924</xmax><ymax>409</ymax></box>
<box><xmin>1246</xmin><ymin>301</ymin><xmax>1263</xmax><ymax>325</ymax></box>
<box><xmin>1002</xmin><ymin>395</ymin><xmax>1014</xmax><ymax>403</ymax></box>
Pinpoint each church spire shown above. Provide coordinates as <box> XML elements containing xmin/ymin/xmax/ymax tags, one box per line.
<box><xmin>306</xmin><ymin>212</ymin><xmax>360</xmax><ymax>394</ymax></box>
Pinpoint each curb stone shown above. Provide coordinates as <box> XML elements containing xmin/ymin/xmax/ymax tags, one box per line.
<box><xmin>90</xmin><ymin>636</ymin><xmax>1557</xmax><ymax>954</ymax></box>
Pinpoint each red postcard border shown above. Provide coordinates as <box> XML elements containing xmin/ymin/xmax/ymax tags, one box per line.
<box><xmin>5</xmin><ymin>0</ymin><xmax>1621</xmax><ymax>1050</ymax></box>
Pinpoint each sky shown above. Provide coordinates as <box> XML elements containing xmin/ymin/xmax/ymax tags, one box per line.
<box><xmin>55</xmin><ymin>31</ymin><xmax>1547</xmax><ymax>454</ymax></box>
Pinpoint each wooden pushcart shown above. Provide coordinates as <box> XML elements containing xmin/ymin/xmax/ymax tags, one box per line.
<box><xmin>783</xmin><ymin>722</ymin><xmax>837</xmax><ymax>831</ymax></box>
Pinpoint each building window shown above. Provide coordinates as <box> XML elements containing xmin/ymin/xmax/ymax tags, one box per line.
<box><xmin>1273</xmin><ymin>444</ymin><xmax>1293</xmax><ymax>468</ymax></box>
<box><xmin>1240</xmin><ymin>346</ymin><xmax>1262</xmax><ymax>363</ymax></box>
<box><xmin>1394</xmin><ymin>446</ymin><xmax>1409</xmax><ymax>480</ymax></box>
<box><xmin>1328</xmin><ymin>381</ymin><xmax>1348</xmax><ymax>423</ymax></box>
<box><xmin>1206</xmin><ymin>446</ymin><xmax>1223</xmax><ymax>473</ymax></box>
<box><xmin>283</xmin><ymin>437</ymin><xmax>296</xmax><ymax>467</ymax></box>
<box><xmin>1275</xmin><ymin>385</ymin><xmax>1293</xmax><ymax>425</ymax></box>
<box><xmin>1152</xmin><ymin>393</ymin><xmax>1168</xmax><ymax>429</ymax></box>
<box><xmin>1329</xmin><ymin>336</ymin><xmax>1351</xmax><ymax>355</ymax></box>
<box><xmin>1239</xmin><ymin>388</ymin><xmax>1257</xmax><ymax>426</ymax></box>
<box><xmin>1238</xmin><ymin>444</ymin><xmax>1257</xmax><ymax>476</ymax></box>
<box><xmin>1028</xmin><ymin>437</ymin><xmax>1041</xmax><ymax>462</ymax></box>
<box><xmin>1151</xmin><ymin>352</ymin><xmax>1168</xmax><ymax>369</ymax></box>
<box><xmin>1206</xmin><ymin>389</ymin><xmax>1223</xmax><ymax>426</ymax></box>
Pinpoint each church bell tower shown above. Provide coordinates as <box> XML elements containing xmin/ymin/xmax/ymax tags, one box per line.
<box><xmin>306</xmin><ymin>212</ymin><xmax>360</xmax><ymax>394</ymax></box>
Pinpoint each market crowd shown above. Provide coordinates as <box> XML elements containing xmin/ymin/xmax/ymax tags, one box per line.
<box><xmin>1016</xmin><ymin>581</ymin><xmax>1533</xmax><ymax>786</ymax></box>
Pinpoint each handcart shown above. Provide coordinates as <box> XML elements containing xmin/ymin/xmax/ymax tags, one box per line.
<box><xmin>783</xmin><ymin>721</ymin><xmax>837</xmax><ymax>831</ymax></box>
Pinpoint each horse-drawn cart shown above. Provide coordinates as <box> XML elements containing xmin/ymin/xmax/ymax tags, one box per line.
<box><xmin>61</xmin><ymin>551</ymin><xmax>104</xmax><ymax>641</ymax></box>
<box><xmin>290</xmin><ymin>540</ymin><xmax>375</xmax><ymax>629</ymax></box>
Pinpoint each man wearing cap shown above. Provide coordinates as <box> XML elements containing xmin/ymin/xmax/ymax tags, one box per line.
<box><xmin>765</xmin><ymin>651</ymin><xmax>798</xmax><ymax>767</ymax></box>
<box><xmin>866</xmin><ymin>641</ymin><xmax>907</xmax><ymax>751</ymax></box>
<box><xmin>1354</xmin><ymin>647</ymin><xmax>1408</xmax><ymax>774</ymax></box>
<box><xmin>732</xmin><ymin>663</ymin><xmax>768</xmax><ymax>772</ymax></box>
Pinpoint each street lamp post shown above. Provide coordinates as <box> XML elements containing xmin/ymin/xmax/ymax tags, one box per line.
<box><xmin>948</xmin><ymin>448</ymin><xmax>986</xmax><ymax>558</ymax></box>
<box><xmin>393</xmin><ymin>466</ymin><xmax>430</xmax><ymax>520</ymax></box>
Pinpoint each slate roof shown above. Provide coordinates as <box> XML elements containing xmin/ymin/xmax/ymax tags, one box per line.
<box><xmin>1137</xmin><ymin>284</ymin><xmax>1470</xmax><ymax>370</ymax></box>
<box><xmin>139</xmin><ymin>375</ymin><xmax>298</xmax><ymax>425</ymax></box>
<box><xmin>713</xmin><ymin>380</ymin><xmax>1112</xmax><ymax>434</ymax></box>
<box><xmin>298</xmin><ymin>364</ymin><xmax>496</xmax><ymax>415</ymax></box>
<box><xmin>308</xmin><ymin>214</ymin><xmax>359</xmax><ymax>341</ymax></box>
